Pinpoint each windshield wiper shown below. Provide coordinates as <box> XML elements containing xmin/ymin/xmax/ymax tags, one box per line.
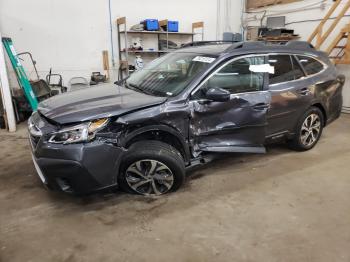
<box><xmin>126</xmin><ymin>83</ymin><xmax>154</xmax><ymax>96</ymax></box>
<box><xmin>114</xmin><ymin>76</ymin><xmax>130</xmax><ymax>86</ymax></box>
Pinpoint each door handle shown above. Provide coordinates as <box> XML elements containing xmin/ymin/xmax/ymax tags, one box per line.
<box><xmin>298</xmin><ymin>88</ymin><xmax>311</xmax><ymax>96</ymax></box>
<box><xmin>197</xmin><ymin>99</ymin><xmax>211</xmax><ymax>105</ymax></box>
<box><xmin>253</xmin><ymin>103</ymin><xmax>270</xmax><ymax>110</ymax></box>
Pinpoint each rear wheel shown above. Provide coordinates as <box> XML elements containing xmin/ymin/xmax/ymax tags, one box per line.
<box><xmin>288</xmin><ymin>107</ymin><xmax>324</xmax><ymax>151</ymax></box>
<box><xmin>118</xmin><ymin>140</ymin><xmax>185</xmax><ymax>196</ymax></box>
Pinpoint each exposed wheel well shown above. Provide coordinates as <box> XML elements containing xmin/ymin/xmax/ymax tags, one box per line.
<box><xmin>124</xmin><ymin>130</ymin><xmax>188</xmax><ymax>162</ymax></box>
<box><xmin>312</xmin><ymin>103</ymin><xmax>327</xmax><ymax>126</ymax></box>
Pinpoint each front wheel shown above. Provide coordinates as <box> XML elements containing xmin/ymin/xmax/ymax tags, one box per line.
<box><xmin>118</xmin><ymin>140</ymin><xmax>185</xmax><ymax>196</ymax></box>
<box><xmin>288</xmin><ymin>107</ymin><xmax>324</xmax><ymax>151</ymax></box>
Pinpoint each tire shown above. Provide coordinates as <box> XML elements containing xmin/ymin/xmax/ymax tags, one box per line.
<box><xmin>288</xmin><ymin>106</ymin><xmax>324</xmax><ymax>151</ymax></box>
<box><xmin>118</xmin><ymin>140</ymin><xmax>185</xmax><ymax>196</ymax></box>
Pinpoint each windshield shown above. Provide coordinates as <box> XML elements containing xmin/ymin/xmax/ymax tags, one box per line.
<box><xmin>126</xmin><ymin>52</ymin><xmax>217</xmax><ymax>97</ymax></box>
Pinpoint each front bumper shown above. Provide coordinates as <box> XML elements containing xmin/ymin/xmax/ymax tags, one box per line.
<box><xmin>28</xmin><ymin>115</ymin><xmax>125</xmax><ymax>194</ymax></box>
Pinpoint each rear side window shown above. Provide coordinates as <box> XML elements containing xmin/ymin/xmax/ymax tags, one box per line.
<box><xmin>268</xmin><ymin>55</ymin><xmax>295</xmax><ymax>85</ymax></box>
<box><xmin>297</xmin><ymin>55</ymin><xmax>324</xmax><ymax>75</ymax></box>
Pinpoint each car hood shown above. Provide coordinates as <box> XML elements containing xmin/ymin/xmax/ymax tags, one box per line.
<box><xmin>38</xmin><ymin>84</ymin><xmax>167</xmax><ymax>124</ymax></box>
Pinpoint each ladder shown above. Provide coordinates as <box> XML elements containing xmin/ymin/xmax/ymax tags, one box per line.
<box><xmin>308</xmin><ymin>0</ymin><xmax>350</xmax><ymax>64</ymax></box>
<box><xmin>327</xmin><ymin>23</ymin><xmax>350</xmax><ymax>64</ymax></box>
<box><xmin>2</xmin><ymin>37</ymin><xmax>38</xmax><ymax>110</ymax></box>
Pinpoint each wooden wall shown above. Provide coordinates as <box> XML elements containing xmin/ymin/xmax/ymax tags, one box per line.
<box><xmin>246</xmin><ymin>0</ymin><xmax>302</xmax><ymax>10</ymax></box>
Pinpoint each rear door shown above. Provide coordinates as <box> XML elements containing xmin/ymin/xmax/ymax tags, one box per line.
<box><xmin>189</xmin><ymin>55</ymin><xmax>271</xmax><ymax>154</ymax></box>
<box><xmin>297</xmin><ymin>55</ymin><xmax>342</xmax><ymax>121</ymax></box>
<box><xmin>266</xmin><ymin>54</ymin><xmax>310</xmax><ymax>136</ymax></box>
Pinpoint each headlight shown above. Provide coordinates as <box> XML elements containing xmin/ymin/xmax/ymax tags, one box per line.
<box><xmin>48</xmin><ymin>118</ymin><xmax>109</xmax><ymax>144</ymax></box>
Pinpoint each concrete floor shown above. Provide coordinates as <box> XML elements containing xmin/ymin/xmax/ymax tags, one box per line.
<box><xmin>0</xmin><ymin>115</ymin><xmax>350</xmax><ymax>262</ymax></box>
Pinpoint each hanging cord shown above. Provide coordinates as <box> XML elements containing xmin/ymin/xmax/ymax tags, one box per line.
<box><xmin>285</xmin><ymin>15</ymin><xmax>350</xmax><ymax>25</ymax></box>
<box><xmin>216</xmin><ymin>0</ymin><xmax>221</xmax><ymax>40</ymax></box>
<box><xmin>108</xmin><ymin>0</ymin><xmax>115</xmax><ymax>67</ymax></box>
<box><xmin>241</xmin><ymin>0</ymin><xmax>246</xmax><ymax>39</ymax></box>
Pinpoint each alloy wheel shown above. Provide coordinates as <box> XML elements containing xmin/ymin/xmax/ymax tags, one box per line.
<box><xmin>125</xmin><ymin>159</ymin><xmax>174</xmax><ymax>195</ymax></box>
<box><xmin>300</xmin><ymin>113</ymin><xmax>321</xmax><ymax>147</ymax></box>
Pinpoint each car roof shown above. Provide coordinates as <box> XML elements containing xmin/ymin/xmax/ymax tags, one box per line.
<box><xmin>177</xmin><ymin>41</ymin><xmax>323</xmax><ymax>57</ymax></box>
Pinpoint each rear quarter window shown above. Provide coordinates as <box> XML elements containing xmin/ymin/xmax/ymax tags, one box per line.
<box><xmin>297</xmin><ymin>55</ymin><xmax>325</xmax><ymax>75</ymax></box>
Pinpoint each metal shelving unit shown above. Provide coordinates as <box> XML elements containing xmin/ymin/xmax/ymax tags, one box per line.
<box><xmin>116</xmin><ymin>17</ymin><xmax>204</xmax><ymax>78</ymax></box>
<box><xmin>119</xmin><ymin>30</ymin><xmax>195</xmax><ymax>35</ymax></box>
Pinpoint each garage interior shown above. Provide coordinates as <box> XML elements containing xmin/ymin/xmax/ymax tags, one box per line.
<box><xmin>1</xmin><ymin>0</ymin><xmax>350</xmax><ymax>261</ymax></box>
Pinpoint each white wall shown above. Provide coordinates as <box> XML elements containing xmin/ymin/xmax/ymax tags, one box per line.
<box><xmin>244</xmin><ymin>0</ymin><xmax>350</xmax><ymax>108</ymax></box>
<box><xmin>0</xmin><ymin>0</ymin><xmax>243</xmax><ymax>88</ymax></box>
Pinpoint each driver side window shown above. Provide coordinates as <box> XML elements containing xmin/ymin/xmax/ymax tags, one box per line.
<box><xmin>193</xmin><ymin>56</ymin><xmax>266</xmax><ymax>99</ymax></box>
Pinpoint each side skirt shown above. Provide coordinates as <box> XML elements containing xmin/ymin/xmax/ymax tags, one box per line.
<box><xmin>200</xmin><ymin>145</ymin><xmax>266</xmax><ymax>154</ymax></box>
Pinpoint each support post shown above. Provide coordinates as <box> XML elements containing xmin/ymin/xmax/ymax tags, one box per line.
<box><xmin>0</xmin><ymin>32</ymin><xmax>16</xmax><ymax>132</ymax></box>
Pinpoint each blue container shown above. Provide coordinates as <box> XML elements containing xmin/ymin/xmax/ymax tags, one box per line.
<box><xmin>167</xmin><ymin>21</ymin><xmax>179</xmax><ymax>32</ymax></box>
<box><xmin>142</xmin><ymin>19</ymin><xmax>159</xmax><ymax>31</ymax></box>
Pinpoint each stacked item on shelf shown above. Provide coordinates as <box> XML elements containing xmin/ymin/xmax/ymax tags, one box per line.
<box><xmin>116</xmin><ymin>17</ymin><xmax>204</xmax><ymax>78</ymax></box>
<box><xmin>257</xmin><ymin>16</ymin><xmax>300</xmax><ymax>43</ymax></box>
<box><xmin>160</xmin><ymin>20</ymin><xmax>179</xmax><ymax>32</ymax></box>
<box><xmin>141</xmin><ymin>19</ymin><xmax>159</xmax><ymax>31</ymax></box>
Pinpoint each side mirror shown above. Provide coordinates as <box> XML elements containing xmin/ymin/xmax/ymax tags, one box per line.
<box><xmin>205</xmin><ymin>87</ymin><xmax>230</xmax><ymax>102</ymax></box>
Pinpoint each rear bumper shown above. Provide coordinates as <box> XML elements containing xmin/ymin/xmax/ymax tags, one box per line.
<box><xmin>29</xmin><ymin>136</ymin><xmax>125</xmax><ymax>194</ymax></box>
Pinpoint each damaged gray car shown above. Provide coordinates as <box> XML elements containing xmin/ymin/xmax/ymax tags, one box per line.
<box><xmin>28</xmin><ymin>41</ymin><xmax>345</xmax><ymax>195</ymax></box>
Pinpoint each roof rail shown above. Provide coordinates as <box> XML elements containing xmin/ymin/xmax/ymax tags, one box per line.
<box><xmin>224</xmin><ymin>41</ymin><xmax>264</xmax><ymax>52</ymax></box>
<box><xmin>242</xmin><ymin>41</ymin><xmax>266</xmax><ymax>49</ymax></box>
<box><xmin>224</xmin><ymin>40</ymin><xmax>315</xmax><ymax>52</ymax></box>
<box><xmin>181</xmin><ymin>40</ymin><xmax>315</xmax><ymax>52</ymax></box>
<box><xmin>181</xmin><ymin>41</ymin><xmax>239</xmax><ymax>48</ymax></box>
<box><xmin>285</xmin><ymin>41</ymin><xmax>315</xmax><ymax>49</ymax></box>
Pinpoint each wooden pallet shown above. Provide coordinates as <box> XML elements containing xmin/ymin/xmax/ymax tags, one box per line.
<box><xmin>258</xmin><ymin>35</ymin><xmax>300</xmax><ymax>42</ymax></box>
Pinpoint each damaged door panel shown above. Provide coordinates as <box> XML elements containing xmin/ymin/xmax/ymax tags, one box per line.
<box><xmin>189</xmin><ymin>55</ymin><xmax>271</xmax><ymax>154</ymax></box>
<box><xmin>190</xmin><ymin>91</ymin><xmax>271</xmax><ymax>153</ymax></box>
